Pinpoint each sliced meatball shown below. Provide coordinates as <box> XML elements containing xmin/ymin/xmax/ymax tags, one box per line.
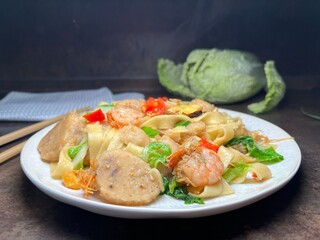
<box><xmin>37</xmin><ymin>110</ymin><xmax>86</xmax><ymax>162</ymax></box>
<box><xmin>96</xmin><ymin>149</ymin><xmax>164</xmax><ymax>206</ymax></box>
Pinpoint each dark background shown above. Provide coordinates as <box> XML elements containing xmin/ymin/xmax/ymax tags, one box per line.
<box><xmin>1</xmin><ymin>0</ymin><xmax>319</xmax><ymax>88</ymax></box>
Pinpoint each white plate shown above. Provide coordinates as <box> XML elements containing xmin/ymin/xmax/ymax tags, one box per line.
<box><xmin>20</xmin><ymin>109</ymin><xmax>301</xmax><ymax>219</ymax></box>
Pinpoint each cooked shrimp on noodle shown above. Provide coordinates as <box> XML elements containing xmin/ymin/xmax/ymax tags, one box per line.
<box><xmin>107</xmin><ymin>107</ymin><xmax>144</xmax><ymax>128</ymax></box>
<box><xmin>173</xmin><ymin>147</ymin><xmax>224</xmax><ymax>187</ymax></box>
<box><xmin>113</xmin><ymin>99</ymin><xmax>145</xmax><ymax>112</ymax></box>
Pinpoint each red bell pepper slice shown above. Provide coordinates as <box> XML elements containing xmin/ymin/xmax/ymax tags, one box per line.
<box><xmin>142</xmin><ymin>97</ymin><xmax>167</xmax><ymax>116</ymax></box>
<box><xmin>199</xmin><ymin>137</ymin><xmax>220</xmax><ymax>152</ymax></box>
<box><xmin>83</xmin><ymin>109</ymin><xmax>106</xmax><ymax>122</ymax></box>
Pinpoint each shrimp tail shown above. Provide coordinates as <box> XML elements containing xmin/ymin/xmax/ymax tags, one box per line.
<box><xmin>167</xmin><ymin>148</ymin><xmax>186</xmax><ymax>169</ymax></box>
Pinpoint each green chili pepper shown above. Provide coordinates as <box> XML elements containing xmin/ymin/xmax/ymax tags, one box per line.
<box><xmin>174</xmin><ymin>120</ymin><xmax>190</xmax><ymax>127</ymax></box>
<box><xmin>141</xmin><ymin>126</ymin><xmax>159</xmax><ymax>138</ymax></box>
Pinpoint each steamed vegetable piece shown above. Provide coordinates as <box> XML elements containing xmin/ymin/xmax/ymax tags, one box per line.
<box><xmin>68</xmin><ymin>137</ymin><xmax>88</xmax><ymax>170</ymax></box>
<box><xmin>248</xmin><ymin>61</ymin><xmax>286</xmax><ymax>114</ymax></box>
<box><xmin>162</xmin><ymin>176</ymin><xmax>204</xmax><ymax>204</ymax></box>
<box><xmin>157</xmin><ymin>48</ymin><xmax>286</xmax><ymax>113</ymax></box>
<box><xmin>222</xmin><ymin>161</ymin><xmax>251</xmax><ymax>183</ymax></box>
<box><xmin>142</xmin><ymin>141</ymin><xmax>172</xmax><ymax>168</ymax></box>
<box><xmin>225</xmin><ymin>136</ymin><xmax>284</xmax><ymax>164</ymax></box>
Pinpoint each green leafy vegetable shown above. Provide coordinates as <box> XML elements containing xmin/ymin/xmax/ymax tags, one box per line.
<box><xmin>158</xmin><ymin>48</ymin><xmax>266</xmax><ymax>104</ymax></box>
<box><xmin>249</xmin><ymin>147</ymin><xmax>284</xmax><ymax>163</ymax></box>
<box><xmin>142</xmin><ymin>142</ymin><xmax>171</xmax><ymax>168</ymax></box>
<box><xmin>168</xmin><ymin>176</ymin><xmax>178</xmax><ymax>193</ymax></box>
<box><xmin>174</xmin><ymin>120</ymin><xmax>190</xmax><ymax>127</ymax></box>
<box><xmin>226</xmin><ymin>136</ymin><xmax>284</xmax><ymax>164</ymax></box>
<box><xmin>157</xmin><ymin>59</ymin><xmax>194</xmax><ymax>98</ymax></box>
<box><xmin>68</xmin><ymin>139</ymin><xmax>87</xmax><ymax>159</ymax></box>
<box><xmin>225</xmin><ymin>136</ymin><xmax>255</xmax><ymax>149</ymax></box>
<box><xmin>68</xmin><ymin>138</ymin><xmax>88</xmax><ymax>170</ymax></box>
<box><xmin>98</xmin><ymin>104</ymin><xmax>115</xmax><ymax>113</ymax></box>
<box><xmin>141</xmin><ymin>126</ymin><xmax>159</xmax><ymax>138</ymax></box>
<box><xmin>162</xmin><ymin>176</ymin><xmax>204</xmax><ymax>204</ymax></box>
<box><xmin>223</xmin><ymin>161</ymin><xmax>251</xmax><ymax>183</ymax></box>
<box><xmin>248</xmin><ymin>61</ymin><xmax>286</xmax><ymax>114</ymax></box>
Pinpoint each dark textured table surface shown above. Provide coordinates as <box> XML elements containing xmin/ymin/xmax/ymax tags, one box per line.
<box><xmin>0</xmin><ymin>79</ymin><xmax>319</xmax><ymax>239</ymax></box>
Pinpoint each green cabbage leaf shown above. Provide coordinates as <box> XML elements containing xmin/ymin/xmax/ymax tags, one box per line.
<box><xmin>247</xmin><ymin>61</ymin><xmax>286</xmax><ymax>114</ymax></box>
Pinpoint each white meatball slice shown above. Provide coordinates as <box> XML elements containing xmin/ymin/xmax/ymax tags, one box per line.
<box><xmin>96</xmin><ymin>149</ymin><xmax>164</xmax><ymax>206</ymax></box>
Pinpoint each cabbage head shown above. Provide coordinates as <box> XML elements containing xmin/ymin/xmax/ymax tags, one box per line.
<box><xmin>157</xmin><ymin>48</ymin><xmax>285</xmax><ymax>113</ymax></box>
<box><xmin>158</xmin><ymin>49</ymin><xmax>267</xmax><ymax>104</ymax></box>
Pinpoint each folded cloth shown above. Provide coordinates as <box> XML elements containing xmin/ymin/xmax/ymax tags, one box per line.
<box><xmin>0</xmin><ymin>87</ymin><xmax>145</xmax><ymax>121</ymax></box>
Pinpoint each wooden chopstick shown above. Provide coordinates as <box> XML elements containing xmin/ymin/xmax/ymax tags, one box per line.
<box><xmin>0</xmin><ymin>107</ymin><xmax>90</xmax><ymax>164</ymax></box>
<box><xmin>0</xmin><ymin>141</ymin><xmax>26</xmax><ymax>164</ymax></box>
<box><xmin>0</xmin><ymin>114</ymin><xmax>67</xmax><ymax>147</ymax></box>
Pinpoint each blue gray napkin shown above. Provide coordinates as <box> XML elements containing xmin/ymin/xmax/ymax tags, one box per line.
<box><xmin>0</xmin><ymin>87</ymin><xmax>145</xmax><ymax>121</ymax></box>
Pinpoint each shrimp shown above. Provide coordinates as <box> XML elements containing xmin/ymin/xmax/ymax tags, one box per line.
<box><xmin>173</xmin><ymin>147</ymin><xmax>224</xmax><ymax>187</ymax></box>
<box><xmin>113</xmin><ymin>99</ymin><xmax>145</xmax><ymax>112</ymax></box>
<box><xmin>107</xmin><ymin>107</ymin><xmax>144</xmax><ymax>128</ymax></box>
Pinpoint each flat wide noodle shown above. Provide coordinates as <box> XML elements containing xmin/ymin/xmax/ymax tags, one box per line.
<box><xmin>249</xmin><ymin>162</ymin><xmax>272</xmax><ymax>181</ymax></box>
<box><xmin>50</xmin><ymin>146</ymin><xmax>73</xmax><ymax>179</ymax></box>
<box><xmin>86</xmin><ymin>124</ymin><xmax>104</xmax><ymax>160</ymax></box>
<box><xmin>205</xmin><ymin>126</ymin><xmax>235</xmax><ymax>146</ymax></box>
<box><xmin>141</xmin><ymin>114</ymin><xmax>191</xmax><ymax>129</ymax></box>
<box><xmin>193</xmin><ymin>111</ymin><xmax>227</xmax><ymax>125</ymax></box>
<box><xmin>189</xmin><ymin>179</ymin><xmax>234</xmax><ymax>198</ymax></box>
<box><xmin>217</xmin><ymin>145</ymin><xmax>235</xmax><ymax>171</ymax></box>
